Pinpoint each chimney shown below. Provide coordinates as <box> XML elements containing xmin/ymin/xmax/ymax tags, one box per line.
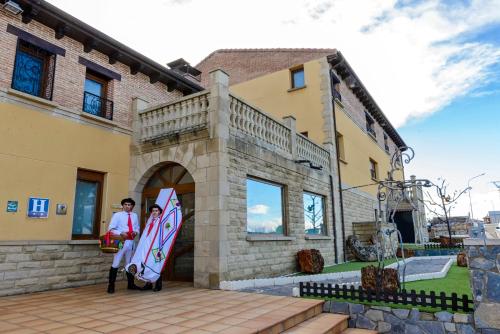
<box><xmin>167</xmin><ymin>58</ymin><xmax>202</xmax><ymax>83</ymax></box>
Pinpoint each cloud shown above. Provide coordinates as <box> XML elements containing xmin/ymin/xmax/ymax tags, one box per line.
<box><xmin>247</xmin><ymin>218</ymin><xmax>282</xmax><ymax>233</ymax></box>
<box><xmin>307</xmin><ymin>1</ymin><xmax>333</xmax><ymax>20</ymax></box>
<box><xmin>165</xmin><ymin>0</ymin><xmax>192</xmax><ymax>4</ymax></box>
<box><xmin>248</xmin><ymin>204</ymin><xmax>270</xmax><ymax>214</ymax></box>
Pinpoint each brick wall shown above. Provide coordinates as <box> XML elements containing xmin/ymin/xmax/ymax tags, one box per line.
<box><xmin>0</xmin><ymin>11</ymin><xmax>183</xmax><ymax>128</ymax></box>
<box><xmin>196</xmin><ymin>49</ymin><xmax>336</xmax><ymax>87</ymax></box>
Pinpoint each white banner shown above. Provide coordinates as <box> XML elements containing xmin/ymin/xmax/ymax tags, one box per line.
<box><xmin>126</xmin><ymin>188</ymin><xmax>183</xmax><ymax>283</ymax></box>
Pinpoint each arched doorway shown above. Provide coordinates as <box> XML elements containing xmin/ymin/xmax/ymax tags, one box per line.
<box><xmin>141</xmin><ymin>163</ymin><xmax>195</xmax><ymax>282</ymax></box>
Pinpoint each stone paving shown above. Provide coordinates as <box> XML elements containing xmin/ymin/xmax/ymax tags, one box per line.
<box><xmin>0</xmin><ymin>281</ymin><xmax>324</xmax><ymax>333</ymax></box>
<box><xmin>240</xmin><ymin>258</ymin><xmax>451</xmax><ymax>297</ymax></box>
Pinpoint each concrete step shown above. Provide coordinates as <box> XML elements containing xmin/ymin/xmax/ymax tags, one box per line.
<box><xmin>281</xmin><ymin>313</ymin><xmax>349</xmax><ymax>334</ymax></box>
<box><xmin>341</xmin><ymin>328</ymin><xmax>378</xmax><ymax>334</ymax></box>
<box><xmin>256</xmin><ymin>299</ymin><xmax>325</xmax><ymax>333</ymax></box>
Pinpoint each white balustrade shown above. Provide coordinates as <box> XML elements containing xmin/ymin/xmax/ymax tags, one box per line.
<box><xmin>229</xmin><ymin>95</ymin><xmax>291</xmax><ymax>154</ymax></box>
<box><xmin>296</xmin><ymin>134</ymin><xmax>331</xmax><ymax>170</ymax></box>
<box><xmin>139</xmin><ymin>91</ymin><xmax>210</xmax><ymax>141</ymax></box>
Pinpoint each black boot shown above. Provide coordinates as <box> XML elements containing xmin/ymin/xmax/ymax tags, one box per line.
<box><xmin>153</xmin><ymin>276</ymin><xmax>162</xmax><ymax>292</ymax></box>
<box><xmin>107</xmin><ymin>267</ymin><xmax>118</xmax><ymax>294</ymax></box>
<box><xmin>126</xmin><ymin>272</ymin><xmax>137</xmax><ymax>290</ymax></box>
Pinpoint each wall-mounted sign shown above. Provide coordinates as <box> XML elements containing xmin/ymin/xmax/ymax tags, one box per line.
<box><xmin>7</xmin><ymin>201</ymin><xmax>18</xmax><ymax>212</ymax></box>
<box><xmin>27</xmin><ymin>197</ymin><xmax>49</xmax><ymax>218</ymax></box>
<box><xmin>56</xmin><ymin>203</ymin><xmax>67</xmax><ymax>215</ymax></box>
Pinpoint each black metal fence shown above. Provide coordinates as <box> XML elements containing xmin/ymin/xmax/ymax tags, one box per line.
<box><xmin>83</xmin><ymin>91</ymin><xmax>113</xmax><ymax>120</ymax></box>
<box><xmin>424</xmin><ymin>243</ymin><xmax>464</xmax><ymax>249</ymax></box>
<box><xmin>299</xmin><ymin>282</ymin><xmax>473</xmax><ymax>313</ymax></box>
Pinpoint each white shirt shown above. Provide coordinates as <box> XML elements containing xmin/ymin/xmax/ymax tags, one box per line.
<box><xmin>108</xmin><ymin>211</ymin><xmax>140</xmax><ymax>235</ymax></box>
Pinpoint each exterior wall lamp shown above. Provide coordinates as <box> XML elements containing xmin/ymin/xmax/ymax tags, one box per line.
<box><xmin>3</xmin><ymin>1</ymin><xmax>23</xmax><ymax>15</ymax></box>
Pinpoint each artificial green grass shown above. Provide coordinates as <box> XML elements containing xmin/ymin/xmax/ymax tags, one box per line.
<box><xmin>303</xmin><ymin>264</ymin><xmax>473</xmax><ymax>313</ymax></box>
<box><xmin>321</xmin><ymin>258</ymin><xmax>399</xmax><ymax>274</ymax></box>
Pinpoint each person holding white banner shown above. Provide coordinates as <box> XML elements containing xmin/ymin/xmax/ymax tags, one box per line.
<box><xmin>126</xmin><ymin>188</ymin><xmax>183</xmax><ymax>292</ymax></box>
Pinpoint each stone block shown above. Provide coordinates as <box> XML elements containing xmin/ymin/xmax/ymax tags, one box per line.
<box><xmin>384</xmin><ymin>313</ymin><xmax>402</xmax><ymax>326</ymax></box>
<box><xmin>444</xmin><ymin>322</ymin><xmax>456</xmax><ymax>332</ymax></box>
<box><xmin>5</xmin><ymin>253</ymin><xmax>31</xmax><ymax>262</ymax></box>
<box><xmin>17</xmin><ymin>261</ymin><xmax>41</xmax><ymax>269</ymax></box>
<box><xmin>417</xmin><ymin>321</ymin><xmax>445</xmax><ymax>334</ymax></box>
<box><xmin>36</xmin><ymin>244</ymin><xmax>70</xmax><ymax>252</ymax></box>
<box><xmin>0</xmin><ymin>246</ymin><xmax>23</xmax><ymax>253</ymax></box>
<box><xmin>32</xmin><ymin>252</ymin><xmax>63</xmax><ymax>261</ymax></box>
<box><xmin>365</xmin><ymin>309</ymin><xmax>384</xmax><ymax>322</ymax></box>
<box><xmin>331</xmin><ymin>301</ymin><xmax>349</xmax><ymax>314</ymax></box>
<box><xmin>453</xmin><ymin>313</ymin><xmax>471</xmax><ymax>323</ymax></box>
<box><xmin>475</xmin><ymin>302</ymin><xmax>500</xmax><ymax>329</ymax></box>
<box><xmin>4</xmin><ymin>271</ymin><xmax>30</xmax><ymax>280</ymax></box>
<box><xmin>349</xmin><ymin>303</ymin><xmax>364</xmax><ymax>315</ymax></box>
<box><xmin>372</xmin><ymin>306</ymin><xmax>392</xmax><ymax>312</ymax></box>
<box><xmin>470</xmin><ymin>258</ymin><xmax>495</xmax><ymax>271</ymax></box>
<box><xmin>0</xmin><ymin>263</ymin><xmax>17</xmax><ymax>271</ymax></box>
<box><xmin>456</xmin><ymin>324</ymin><xmax>475</xmax><ymax>334</ymax></box>
<box><xmin>404</xmin><ymin>324</ymin><xmax>421</xmax><ymax>334</ymax></box>
<box><xmin>377</xmin><ymin>321</ymin><xmax>391</xmax><ymax>333</ymax></box>
<box><xmin>356</xmin><ymin>315</ymin><xmax>376</xmax><ymax>330</ymax></box>
<box><xmin>322</xmin><ymin>300</ymin><xmax>331</xmax><ymax>312</ymax></box>
<box><xmin>15</xmin><ymin>278</ymin><xmax>39</xmax><ymax>287</ymax></box>
<box><xmin>420</xmin><ymin>312</ymin><xmax>435</xmax><ymax>321</ymax></box>
<box><xmin>435</xmin><ymin>311</ymin><xmax>453</xmax><ymax>322</ymax></box>
<box><xmin>486</xmin><ymin>272</ymin><xmax>500</xmax><ymax>302</ymax></box>
<box><xmin>392</xmin><ymin>308</ymin><xmax>410</xmax><ymax>319</ymax></box>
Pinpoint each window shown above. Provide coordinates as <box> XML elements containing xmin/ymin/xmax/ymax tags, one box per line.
<box><xmin>291</xmin><ymin>67</ymin><xmax>305</xmax><ymax>89</ymax></box>
<box><xmin>72</xmin><ymin>169</ymin><xmax>104</xmax><ymax>239</ymax></box>
<box><xmin>384</xmin><ymin>133</ymin><xmax>390</xmax><ymax>152</ymax></box>
<box><xmin>303</xmin><ymin>192</ymin><xmax>326</xmax><ymax>235</ymax></box>
<box><xmin>369</xmin><ymin>158</ymin><xmax>378</xmax><ymax>180</ymax></box>
<box><xmin>246</xmin><ymin>178</ymin><xmax>284</xmax><ymax>234</ymax></box>
<box><xmin>366</xmin><ymin>112</ymin><xmax>376</xmax><ymax>137</ymax></box>
<box><xmin>83</xmin><ymin>70</ymin><xmax>113</xmax><ymax>120</ymax></box>
<box><xmin>11</xmin><ymin>40</ymin><xmax>56</xmax><ymax>100</ymax></box>
<box><xmin>336</xmin><ymin>132</ymin><xmax>346</xmax><ymax>161</ymax></box>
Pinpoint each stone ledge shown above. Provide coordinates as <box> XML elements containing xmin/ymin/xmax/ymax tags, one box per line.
<box><xmin>305</xmin><ymin>235</ymin><xmax>332</xmax><ymax>240</ymax></box>
<box><xmin>0</xmin><ymin>240</ymin><xmax>99</xmax><ymax>246</ymax></box>
<box><xmin>246</xmin><ymin>235</ymin><xmax>296</xmax><ymax>242</ymax></box>
<box><xmin>464</xmin><ymin>238</ymin><xmax>500</xmax><ymax>246</ymax></box>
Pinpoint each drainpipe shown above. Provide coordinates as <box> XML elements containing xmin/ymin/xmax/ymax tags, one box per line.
<box><xmin>330</xmin><ymin>70</ymin><xmax>347</xmax><ymax>262</ymax></box>
<box><xmin>329</xmin><ymin>175</ymin><xmax>338</xmax><ymax>264</ymax></box>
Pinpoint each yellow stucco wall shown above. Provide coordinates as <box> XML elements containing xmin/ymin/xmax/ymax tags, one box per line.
<box><xmin>230</xmin><ymin>58</ymin><xmax>402</xmax><ymax>197</ymax></box>
<box><xmin>231</xmin><ymin>60</ymin><xmax>326</xmax><ymax>146</ymax></box>
<box><xmin>335</xmin><ymin>103</ymin><xmax>403</xmax><ymax>196</ymax></box>
<box><xmin>0</xmin><ymin>102</ymin><xmax>130</xmax><ymax>240</ymax></box>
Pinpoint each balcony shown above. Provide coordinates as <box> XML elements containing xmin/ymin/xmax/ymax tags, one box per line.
<box><xmin>82</xmin><ymin>91</ymin><xmax>113</xmax><ymax>120</ymax></box>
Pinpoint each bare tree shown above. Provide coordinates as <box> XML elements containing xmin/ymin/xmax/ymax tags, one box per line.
<box><xmin>305</xmin><ymin>194</ymin><xmax>323</xmax><ymax>234</ymax></box>
<box><xmin>421</xmin><ymin>178</ymin><xmax>470</xmax><ymax>243</ymax></box>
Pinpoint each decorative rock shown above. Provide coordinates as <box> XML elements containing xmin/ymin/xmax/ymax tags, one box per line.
<box><xmin>377</xmin><ymin>321</ymin><xmax>391</xmax><ymax>333</ymax></box>
<box><xmin>346</xmin><ymin>235</ymin><xmax>379</xmax><ymax>261</ymax></box>
<box><xmin>457</xmin><ymin>252</ymin><xmax>467</xmax><ymax>267</ymax></box>
<box><xmin>486</xmin><ymin>272</ymin><xmax>500</xmax><ymax>302</ymax></box>
<box><xmin>444</xmin><ymin>322</ymin><xmax>456</xmax><ymax>332</ymax></box>
<box><xmin>417</xmin><ymin>320</ymin><xmax>445</xmax><ymax>334</ymax></box>
<box><xmin>456</xmin><ymin>324</ymin><xmax>476</xmax><ymax>334</ymax></box>
<box><xmin>470</xmin><ymin>258</ymin><xmax>495</xmax><ymax>271</ymax></box>
<box><xmin>365</xmin><ymin>309</ymin><xmax>384</xmax><ymax>322</ymax></box>
<box><xmin>361</xmin><ymin>265</ymin><xmax>399</xmax><ymax>293</ymax></box>
<box><xmin>331</xmin><ymin>301</ymin><xmax>349</xmax><ymax>314</ymax></box>
<box><xmin>355</xmin><ymin>314</ymin><xmax>376</xmax><ymax>330</ymax></box>
<box><xmin>435</xmin><ymin>311</ymin><xmax>453</xmax><ymax>322</ymax></box>
<box><xmin>349</xmin><ymin>303</ymin><xmax>364</xmax><ymax>315</ymax></box>
<box><xmin>393</xmin><ymin>308</ymin><xmax>410</xmax><ymax>319</ymax></box>
<box><xmin>296</xmin><ymin>249</ymin><xmax>324</xmax><ymax>274</ymax></box>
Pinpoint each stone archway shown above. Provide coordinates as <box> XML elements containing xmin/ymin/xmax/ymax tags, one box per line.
<box><xmin>129</xmin><ymin>138</ymin><xmax>229</xmax><ymax>289</ymax></box>
<box><xmin>141</xmin><ymin>163</ymin><xmax>195</xmax><ymax>281</ymax></box>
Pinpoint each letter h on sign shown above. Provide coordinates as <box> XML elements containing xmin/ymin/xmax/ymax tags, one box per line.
<box><xmin>28</xmin><ymin>197</ymin><xmax>50</xmax><ymax>218</ymax></box>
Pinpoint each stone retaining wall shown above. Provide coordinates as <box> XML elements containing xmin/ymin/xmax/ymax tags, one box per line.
<box><xmin>324</xmin><ymin>300</ymin><xmax>477</xmax><ymax>333</ymax></box>
<box><xmin>465</xmin><ymin>238</ymin><xmax>500</xmax><ymax>332</ymax></box>
<box><xmin>0</xmin><ymin>240</ymin><xmax>115</xmax><ymax>296</ymax></box>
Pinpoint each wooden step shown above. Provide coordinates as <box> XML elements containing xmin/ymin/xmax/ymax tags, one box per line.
<box><xmin>341</xmin><ymin>328</ymin><xmax>378</xmax><ymax>334</ymax></box>
<box><xmin>281</xmin><ymin>313</ymin><xmax>349</xmax><ymax>334</ymax></box>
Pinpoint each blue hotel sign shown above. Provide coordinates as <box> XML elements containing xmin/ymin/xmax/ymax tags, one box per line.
<box><xmin>27</xmin><ymin>197</ymin><xmax>50</xmax><ymax>218</ymax></box>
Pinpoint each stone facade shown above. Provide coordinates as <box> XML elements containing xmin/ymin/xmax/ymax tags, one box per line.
<box><xmin>0</xmin><ymin>241</ymin><xmax>114</xmax><ymax>297</ymax></box>
<box><xmin>324</xmin><ymin>301</ymin><xmax>477</xmax><ymax>334</ymax></box>
<box><xmin>465</xmin><ymin>239</ymin><xmax>500</xmax><ymax>332</ymax></box>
